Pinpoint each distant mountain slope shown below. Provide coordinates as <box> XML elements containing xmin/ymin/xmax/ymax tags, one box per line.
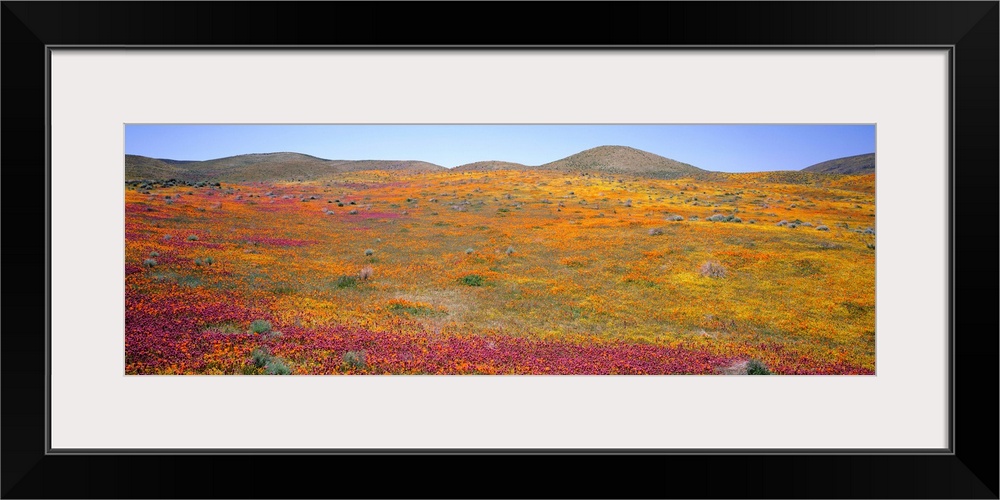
<box><xmin>802</xmin><ymin>153</ymin><xmax>876</xmax><ymax>175</ymax></box>
<box><xmin>125</xmin><ymin>153</ymin><xmax>444</xmax><ymax>182</ymax></box>
<box><xmin>125</xmin><ymin>155</ymin><xmax>188</xmax><ymax>180</ymax></box>
<box><xmin>540</xmin><ymin>145</ymin><xmax>705</xmax><ymax>178</ymax></box>
<box><xmin>126</xmin><ymin>145</ymin><xmax>711</xmax><ymax>182</ymax></box>
<box><xmin>452</xmin><ymin>160</ymin><xmax>530</xmax><ymax>172</ymax></box>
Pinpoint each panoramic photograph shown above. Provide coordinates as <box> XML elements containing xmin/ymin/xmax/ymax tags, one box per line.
<box><xmin>124</xmin><ymin>125</ymin><xmax>876</xmax><ymax>375</ymax></box>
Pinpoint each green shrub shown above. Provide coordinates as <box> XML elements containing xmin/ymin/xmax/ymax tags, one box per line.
<box><xmin>343</xmin><ymin>350</ymin><xmax>366</xmax><ymax>369</ymax></box>
<box><xmin>747</xmin><ymin>359</ymin><xmax>771</xmax><ymax>375</ymax></box>
<box><xmin>465</xmin><ymin>248</ymin><xmax>474</xmax><ymax>254</ymax></box>
<box><xmin>149</xmin><ymin>251</ymin><xmax>160</xmax><ymax>257</ymax></box>
<box><xmin>142</xmin><ymin>258</ymin><xmax>157</xmax><ymax>267</ymax></box>
<box><xmin>364</xmin><ymin>248</ymin><xmax>374</xmax><ymax>256</ymax></box>
<box><xmin>205</xmin><ymin>256</ymin><xmax>215</xmax><ymax>265</ymax></box>
<box><xmin>249</xmin><ymin>319</ymin><xmax>272</xmax><ymax>334</ymax></box>
<box><xmin>251</xmin><ymin>347</ymin><xmax>270</xmax><ymax>368</ymax></box>
<box><xmin>388</xmin><ymin>302</ymin><xmax>439</xmax><ymax>316</ymax></box>
<box><xmin>336</xmin><ymin>275</ymin><xmax>358</xmax><ymax>288</ymax></box>
<box><xmin>194</xmin><ymin>258</ymin><xmax>203</xmax><ymax>266</ymax></box>
<box><xmin>186</xmin><ymin>234</ymin><xmax>198</xmax><ymax>241</ymax></box>
<box><xmin>459</xmin><ymin>274</ymin><xmax>484</xmax><ymax>286</ymax></box>
<box><xmin>265</xmin><ymin>359</ymin><xmax>291</xmax><ymax>375</ymax></box>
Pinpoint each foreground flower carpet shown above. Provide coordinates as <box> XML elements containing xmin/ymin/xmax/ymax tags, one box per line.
<box><xmin>125</xmin><ymin>169</ymin><xmax>875</xmax><ymax>375</ymax></box>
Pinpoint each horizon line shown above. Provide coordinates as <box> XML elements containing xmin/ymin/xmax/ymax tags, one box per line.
<box><xmin>125</xmin><ymin>147</ymin><xmax>877</xmax><ymax>172</ymax></box>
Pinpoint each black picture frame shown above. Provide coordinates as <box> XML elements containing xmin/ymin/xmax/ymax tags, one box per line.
<box><xmin>2</xmin><ymin>2</ymin><xmax>996</xmax><ymax>498</ymax></box>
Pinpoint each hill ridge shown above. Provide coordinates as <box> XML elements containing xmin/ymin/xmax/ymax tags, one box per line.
<box><xmin>801</xmin><ymin>153</ymin><xmax>876</xmax><ymax>175</ymax></box>
<box><xmin>126</xmin><ymin>146</ymin><xmax>875</xmax><ymax>183</ymax></box>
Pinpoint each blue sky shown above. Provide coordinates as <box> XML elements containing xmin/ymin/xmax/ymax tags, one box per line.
<box><xmin>125</xmin><ymin>124</ymin><xmax>875</xmax><ymax>172</ymax></box>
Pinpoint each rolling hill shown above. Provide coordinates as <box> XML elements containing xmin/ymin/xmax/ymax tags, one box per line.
<box><xmin>801</xmin><ymin>153</ymin><xmax>876</xmax><ymax>175</ymax></box>
<box><xmin>126</xmin><ymin>146</ymin><xmax>709</xmax><ymax>182</ymax></box>
<box><xmin>539</xmin><ymin>145</ymin><xmax>706</xmax><ymax>179</ymax></box>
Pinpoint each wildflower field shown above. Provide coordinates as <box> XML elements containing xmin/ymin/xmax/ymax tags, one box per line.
<box><xmin>125</xmin><ymin>169</ymin><xmax>875</xmax><ymax>375</ymax></box>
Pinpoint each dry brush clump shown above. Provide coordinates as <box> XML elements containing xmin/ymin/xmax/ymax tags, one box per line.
<box><xmin>359</xmin><ymin>266</ymin><xmax>374</xmax><ymax>281</ymax></box>
<box><xmin>706</xmin><ymin>214</ymin><xmax>742</xmax><ymax>223</ymax></box>
<box><xmin>699</xmin><ymin>261</ymin><xmax>727</xmax><ymax>278</ymax></box>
